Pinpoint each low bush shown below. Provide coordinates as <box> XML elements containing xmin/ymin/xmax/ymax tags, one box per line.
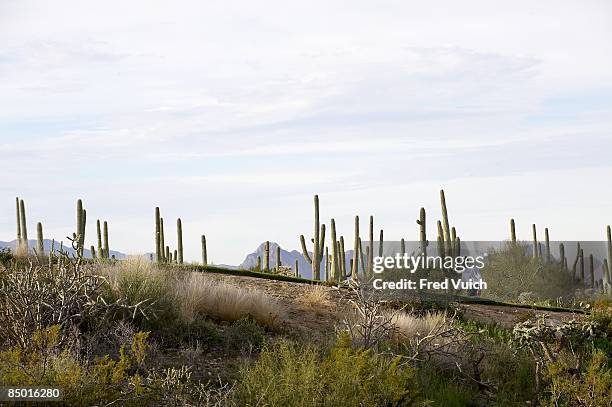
<box><xmin>0</xmin><ymin>247</ymin><xmax>13</xmax><ymax>267</ymax></box>
<box><xmin>223</xmin><ymin>318</ymin><xmax>265</xmax><ymax>353</ymax></box>
<box><xmin>542</xmin><ymin>350</ymin><xmax>611</xmax><ymax>406</ymax></box>
<box><xmin>480</xmin><ymin>243</ymin><xmax>576</xmax><ymax>302</ymax></box>
<box><xmin>233</xmin><ymin>334</ymin><xmax>423</xmax><ymax>406</ymax></box>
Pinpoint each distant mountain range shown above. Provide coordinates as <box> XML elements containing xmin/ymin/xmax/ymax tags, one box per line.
<box><xmin>0</xmin><ymin>239</ymin><xmax>127</xmax><ymax>259</ymax></box>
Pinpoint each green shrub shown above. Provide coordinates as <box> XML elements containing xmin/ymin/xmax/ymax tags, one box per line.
<box><xmin>481</xmin><ymin>344</ymin><xmax>535</xmax><ymax>406</ymax></box>
<box><xmin>0</xmin><ymin>247</ymin><xmax>13</xmax><ymax>267</ymax></box>
<box><xmin>233</xmin><ymin>334</ymin><xmax>423</xmax><ymax>406</ymax></box>
<box><xmin>223</xmin><ymin>318</ymin><xmax>265</xmax><ymax>353</ymax></box>
<box><xmin>0</xmin><ymin>325</ymin><xmax>213</xmax><ymax>406</ymax></box>
<box><xmin>541</xmin><ymin>350</ymin><xmax>612</xmax><ymax>406</ymax></box>
<box><xmin>417</xmin><ymin>365</ymin><xmax>479</xmax><ymax>407</ymax></box>
<box><xmin>480</xmin><ymin>243</ymin><xmax>576</xmax><ymax>302</ymax></box>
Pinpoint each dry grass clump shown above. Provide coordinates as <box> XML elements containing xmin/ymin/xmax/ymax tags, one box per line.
<box><xmin>300</xmin><ymin>284</ymin><xmax>330</xmax><ymax>310</ymax></box>
<box><xmin>177</xmin><ymin>273</ymin><xmax>283</xmax><ymax>330</ymax></box>
<box><xmin>387</xmin><ymin>310</ymin><xmax>448</xmax><ymax>341</ymax></box>
<box><xmin>97</xmin><ymin>257</ymin><xmax>283</xmax><ymax>330</ymax></box>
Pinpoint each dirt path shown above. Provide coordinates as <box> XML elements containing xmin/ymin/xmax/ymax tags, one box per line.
<box><xmin>458</xmin><ymin>302</ymin><xmax>584</xmax><ymax>329</ymax></box>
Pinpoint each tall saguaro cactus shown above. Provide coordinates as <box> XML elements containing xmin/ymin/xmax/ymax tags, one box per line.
<box><xmin>545</xmin><ymin>228</ymin><xmax>551</xmax><ymax>263</ymax></box>
<box><xmin>19</xmin><ymin>199</ymin><xmax>28</xmax><ymax>251</ymax></box>
<box><xmin>579</xmin><ymin>249</ymin><xmax>585</xmax><ymax>283</ymax></box>
<box><xmin>160</xmin><ymin>218</ymin><xmax>166</xmax><ymax>263</ymax></box>
<box><xmin>352</xmin><ymin>216</ymin><xmax>359</xmax><ymax>281</ymax></box>
<box><xmin>437</xmin><ymin>220</ymin><xmax>445</xmax><ymax>258</ymax></box>
<box><xmin>589</xmin><ymin>254</ymin><xmax>594</xmax><ymax>289</ymax></box>
<box><xmin>15</xmin><ymin>197</ymin><xmax>21</xmax><ymax>249</ymax></box>
<box><xmin>330</xmin><ymin>219</ymin><xmax>339</xmax><ymax>281</ymax></box>
<box><xmin>417</xmin><ymin>208</ymin><xmax>428</xmax><ymax>258</ymax></box>
<box><xmin>177</xmin><ymin>218</ymin><xmax>184</xmax><ymax>264</ymax></box>
<box><xmin>155</xmin><ymin>208</ymin><xmax>161</xmax><ymax>262</ymax></box>
<box><xmin>300</xmin><ymin>195</ymin><xmax>326</xmax><ymax>280</ymax></box>
<box><xmin>276</xmin><ymin>245</ymin><xmax>281</xmax><ymax>270</ymax></box>
<box><xmin>440</xmin><ymin>190</ymin><xmax>452</xmax><ymax>256</ymax></box>
<box><xmin>368</xmin><ymin>216</ymin><xmax>374</xmax><ymax>275</ymax></box>
<box><xmin>559</xmin><ymin>243</ymin><xmax>566</xmax><ymax>270</ymax></box>
<box><xmin>36</xmin><ymin>222</ymin><xmax>44</xmax><ymax>256</ymax></box>
<box><xmin>264</xmin><ymin>241</ymin><xmax>270</xmax><ymax>271</ymax></box>
<box><xmin>295</xmin><ymin>259</ymin><xmax>299</xmax><ymax>277</ymax></box>
<box><xmin>103</xmin><ymin>221</ymin><xmax>109</xmax><ymax>259</ymax></box>
<box><xmin>606</xmin><ymin>226</ymin><xmax>612</xmax><ymax>293</ymax></box>
<box><xmin>532</xmin><ymin>224</ymin><xmax>538</xmax><ymax>259</ymax></box>
<box><xmin>76</xmin><ymin>199</ymin><xmax>86</xmax><ymax>256</ymax></box>
<box><xmin>201</xmin><ymin>235</ymin><xmax>208</xmax><ymax>266</ymax></box>
<box><xmin>603</xmin><ymin>260</ymin><xmax>610</xmax><ymax>295</ymax></box>
<box><xmin>97</xmin><ymin>220</ymin><xmax>103</xmax><ymax>259</ymax></box>
<box><xmin>378</xmin><ymin>230</ymin><xmax>383</xmax><ymax>257</ymax></box>
<box><xmin>510</xmin><ymin>219</ymin><xmax>516</xmax><ymax>244</ymax></box>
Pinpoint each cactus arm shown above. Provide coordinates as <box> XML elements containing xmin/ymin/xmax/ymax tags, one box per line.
<box><xmin>300</xmin><ymin>235</ymin><xmax>312</xmax><ymax>264</ymax></box>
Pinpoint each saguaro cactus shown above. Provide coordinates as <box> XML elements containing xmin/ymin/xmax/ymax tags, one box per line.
<box><xmin>155</xmin><ymin>208</ymin><xmax>161</xmax><ymax>262</ymax></box>
<box><xmin>165</xmin><ymin>246</ymin><xmax>170</xmax><ymax>262</ymax></box>
<box><xmin>177</xmin><ymin>218</ymin><xmax>183</xmax><ymax>264</ymax></box>
<box><xmin>589</xmin><ymin>253</ymin><xmax>594</xmax><ymax>289</ymax></box>
<box><xmin>160</xmin><ymin>218</ymin><xmax>166</xmax><ymax>263</ymax></box>
<box><xmin>36</xmin><ymin>222</ymin><xmax>44</xmax><ymax>256</ymax></box>
<box><xmin>545</xmin><ymin>228</ymin><xmax>551</xmax><ymax>263</ymax></box>
<box><xmin>103</xmin><ymin>221</ymin><xmax>109</xmax><ymax>259</ymax></box>
<box><xmin>201</xmin><ymin>235</ymin><xmax>208</xmax><ymax>266</ymax></box>
<box><xmin>369</xmin><ymin>216</ymin><xmax>374</xmax><ymax>275</ymax></box>
<box><xmin>91</xmin><ymin>245</ymin><xmax>96</xmax><ymax>259</ymax></box>
<box><xmin>352</xmin><ymin>215</ymin><xmax>359</xmax><ymax>281</ymax></box>
<box><xmin>437</xmin><ymin>220</ymin><xmax>445</xmax><ymax>258</ymax></box>
<box><xmin>97</xmin><ymin>220</ymin><xmax>103</xmax><ymax>258</ymax></box>
<box><xmin>340</xmin><ymin>236</ymin><xmax>346</xmax><ymax>279</ymax></box>
<box><xmin>300</xmin><ymin>195</ymin><xmax>326</xmax><ymax>280</ymax></box>
<box><xmin>417</xmin><ymin>208</ymin><xmax>428</xmax><ymax>257</ymax></box>
<box><xmin>325</xmin><ymin>246</ymin><xmax>330</xmax><ymax>280</ymax></box>
<box><xmin>559</xmin><ymin>243</ymin><xmax>566</xmax><ymax>270</ymax></box>
<box><xmin>295</xmin><ymin>259</ymin><xmax>299</xmax><ymax>277</ymax></box>
<box><xmin>603</xmin><ymin>259</ymin><xmax>610</xmax><ymax>295</ymax></box>
<box><xmin>579</xmin><ymin>249</ymin><xmax>585</xmax><ymax>283</ymax></box>
<box><xmin>400</xmin><ymin>239</ymin><xmax>405</xmax><ymax>256</ymax></box>
<box><xmin>510</xmin><ymin>219</ymin><xmax>516</xmax><ymax>244</ymax></box>
<box><xmin>571</xmin><ymin>242</ymin><xmax>581</xmax><ymax>281</ymax></box>
<box><xmin>440</xmin><ymin>190</ymin><xmax>452</xmax><ymax>256</ymax></box>
<box><xmin>76</xmin><ymin>199</ymin><xmax>86</xmax><ymax>256</ymax></box>
<box><xmin>378</xmin><ymin>230</ymin><xmax>383</xmax><ymax>257</ymax></box>
<box><xmin>19</xmin><ymin>199</ymin><xmax>28</xmax><ymax>251</ymax></box>
<box><xmin>255</xmin><ymin>256</ymin><xmax>261</xmax><ymax>271</ymax></box>
<box><xmin>330</xmin><ymin>219</ymin><xmax>339</xmax><ymax>280</ymax></box>
<box><xmin>264</xmin><ymin>241</ymin><xmax>270</xmax><ymax>271</ymax></box>
<box><xmin>276</xmin><ymin>245</ymin><xmax>281</xmax><ymax>270</ymax></box>
<box><xmin>532</xmin><ymin>224</ymin><xmax>538</xmax><ymax>259</ymax></box>
<box><xmin>603</xmin><ymin>225</ymin><xmax>612</xmax><ymax>293</ymax></box>
<box><xmin>15</xmin><ymin>197</ymin><xmax>21</xmax><ymax>249</ymax></box>
<box><xmin>359</xmin><ymin>238</ymin><xmax>366</xmax><ymax>274</ymax></box>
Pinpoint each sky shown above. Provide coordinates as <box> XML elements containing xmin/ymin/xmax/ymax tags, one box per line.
<box><xmin>1</xmin><ymin>0</ymin><xmax>611</xmax><ymax>264</ymax></box>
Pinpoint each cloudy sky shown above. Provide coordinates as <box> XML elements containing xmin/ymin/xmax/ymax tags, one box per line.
<box><xmin>1</xmin><ymin>0</ymin><xmax>611</xmax><ymax>264</ymax></box>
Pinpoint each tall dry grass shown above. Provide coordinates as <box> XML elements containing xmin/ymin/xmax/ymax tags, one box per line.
<box><xmin>98</xmin><ymin>257</ymin><xmax>283</xmax><ymax>330</ymax></box>
<box><xmin>177</xmin><ymin>273</ymin><xmax>282</xmax><ymax>329</ymax></box>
